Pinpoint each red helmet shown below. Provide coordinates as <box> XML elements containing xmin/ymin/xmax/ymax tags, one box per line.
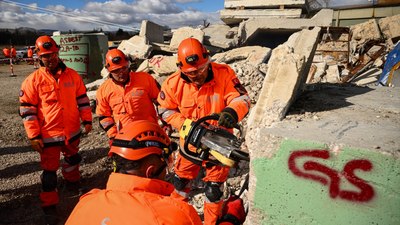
<box><xmin>105</xmin><ymin>49</ymin><xmax>129</xmax><ymax>72</ymax></box>
<box><xmin>177</xmin><ymin>38</ymin><xmax>209</xmax><ymax>73</ymax></box>
<box><xmin>109</xmin><ymin>120</ymin><xmax>171</xmax><ymax>161</ymax></box>
<box><xmin>35</xmin><ymin>36</ymin><xmax>59</xmax><ymax>56</ymax></box>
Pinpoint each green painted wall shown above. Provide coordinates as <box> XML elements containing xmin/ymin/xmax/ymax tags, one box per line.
<box><xmin>252</xmin><ymin>139</ymin><xmax>400</xmax><ymax>225</ymax></box>
<box><xmin>52</xmin><ymin>34</ymin><xmax>108</xmax><ymax>84</ymax></box>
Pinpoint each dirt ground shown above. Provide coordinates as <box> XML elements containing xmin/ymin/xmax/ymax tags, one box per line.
<box><xmin>0</xmin><ymin>62</ymin><xmax>248</xmax><ymax>225</ymax></box>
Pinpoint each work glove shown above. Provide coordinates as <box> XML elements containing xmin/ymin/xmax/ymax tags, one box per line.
<box><xmin>218</xmin><ymin>195</ymin><xmax>246</xmax><ymax>225</ymax></box>
<box><xmin>218</xmin><ymin>108</ymin><xmax>238</xmax><ymax>129</ymax></box>
<box><xmin>83</xmin><ymin>124</ymin><xmax>92</xmax><ymax>134</ymax></box>
<box><xmin>30</xmin><ymin>139</ymin><xmax>44</xmax><ymax>154</ymax></box>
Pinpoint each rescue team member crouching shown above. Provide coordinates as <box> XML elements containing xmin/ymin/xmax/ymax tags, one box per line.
<box><xmin>19</xmin><ymin>36</ymin><xmax>92</xmax><ymax>225</ymax></box>
<box><xmin>157</xmin><ymin>38</ymin><xmax>251</xmax><ymax>225</ymax></box>
<box><xmin>96</xmin><ymin>49</ymin><xmax>160</xmax><ymax>146</ymax></box>
<box><xmin>66</xmin><ymin>120</ymin><xmax>246</xmax><ymax>225</ymax></box>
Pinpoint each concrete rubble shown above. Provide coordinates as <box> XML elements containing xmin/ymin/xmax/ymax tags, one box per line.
<box><xmin>82</xmin><ymin>3</ymin><xmax>400</xmax><ymax>224</ymax></box>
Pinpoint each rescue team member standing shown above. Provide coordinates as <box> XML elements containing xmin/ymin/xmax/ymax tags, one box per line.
<box><xmin>96</xmin><ymin>49</ymin><xmax>160</xmax><ymax>146</ymax></box>
<box><xmin>66</xmin><ymin>120</ymin><xmax>246</xmax><ymax>225</ymax></box>
<box><xmin>27</xmin><ymin>47</ymin><xmax>34</xmax><ymax>66</ymax></box>
<box><xmin>157</xmin><ymin>38</ymin><xmax>251</xmax><ymax>225</ymax></box>
<box><xmin>19</xmin><ymin>36</ymin><xmax>92</xmax><ymax>225</ymax></box>
<box><xmin>2</xmin><ymin>46</ymin><xmax>16</xmax><ymax>76</ymax></box>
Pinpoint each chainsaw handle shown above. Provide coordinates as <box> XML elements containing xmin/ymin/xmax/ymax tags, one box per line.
<box><xmin>182</xmin><ymin>114</ymin><xmax>244</xmax><ymax>165</ymax></box>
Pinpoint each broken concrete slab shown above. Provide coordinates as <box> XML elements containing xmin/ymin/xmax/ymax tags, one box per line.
<box><xmin>247</xmin><ymin>27</ymin><xmax>320</xmax><ymax>128</ymax></box>
<box><xmin>169</xmin><ymin>27</ymin><xmax>204</xmax><ymax>50</ymax></box>
<box><xmin>139</xmin><ymin>20</ymin><xmax>164</xmax><ymax>44</ymax></box>
<box><xmin>118</xmin><ymin>35</ymin><xmax>152</xmax><ymax>59</ymax></box>
<box><xmin>85</xmin><ymin>78</ymin><xmax>106</xmax><ymax>91</ymax></box>
<box><xmin>203</xmin><ymin>24</ymin><xmax>239</xmax><ymax>49</ymax></box>
<box><xmin>212</xmin><ymin>46</ymin><xmax>271</xmax><ymax>67</ymax></box>
<box><xmin>352</xmin><ymin>68</ymin><xmax>382</xmax><ymax>86</ymax></box>
<box><xmin>245</xmin><ymin>85</ymin><xmax>400</xmax><ymax>225</ymax></box>
<box><xmin>237</xmin><ymin>9</ymin><xmax>332</xmax><ymax>44</ymax></box>
<box><xmin>221</xmin><ymin>8</ymin><xmax>302</xmax><ymax>25</ymax></box>
<box><xmin>378</xmin><ymin>14</ymin><xmax>400</xmax><ymax>47</ymax></box>
<box><xmin>224</xmin><ymin>0</ymin><xmax>306</xmax><ymax>8</ymax></box>
<box><xmin>136</xmin><ymin>55</ymin><xmax>178</xmax><ymax>78</ymax></box>
<box><xmin>349</xmin><ymin>19</ymin><xmax>381</xmax><ymax>55</ymax></box>
<box><xmin>325</xmin><ymin>65</ymin><xmax>340</xmax><ymax>83</ymax></box>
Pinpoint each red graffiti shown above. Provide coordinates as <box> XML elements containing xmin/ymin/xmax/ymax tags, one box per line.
<box><xmin>149</xmin><ymin>56</ymin><xmax>164</xmax><ymax>68</ymax></box>
<box><xmin>288</xmin><ymin>150</ymin><xmax>374</xmax><ymax>202</ymax></box>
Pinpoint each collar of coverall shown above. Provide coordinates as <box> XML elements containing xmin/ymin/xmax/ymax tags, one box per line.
<box><xmin>107</xmin><ymin>172</ymin><xmax>175</xmax><ymax>195</ymax></box>
<box><xmin>180</xmin><ymin>63</ymin><xmax>214</xmax><ymax>84</ymax></box>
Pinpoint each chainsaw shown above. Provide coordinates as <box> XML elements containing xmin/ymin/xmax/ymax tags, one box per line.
<box><xmin>179</xmin><ymin>114</ymin><xmax>250</xmax><ymax>167</ymax></box>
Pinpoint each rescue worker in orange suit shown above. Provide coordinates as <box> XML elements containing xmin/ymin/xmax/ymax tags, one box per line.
<box><xmin>19</xmin><ymin>36</ymin><xmax>92</xmax><ymax>225</ymax></box>
<box><xmin>96</xmin><ymin>49</ymin><xmax>160</xmax><ymax>146</ymax></box>
<box><xmin>2</xmin><ymin>46</ymin><xmax>15</xmax><ymax>76</ymax></box>
<box><xmin>66</xmin><ymin>120</ymin><xmax>246</xmax><ymax>225</ymax></box>
<box><xmin>27</xmin><ymin>47</ymin><xmax>34</xmax><ymax>65</ymax></box>
<box><xmin>157</xmin><ymin>38</ymin><xmax>251</xmax><ymax>225</ymax></box>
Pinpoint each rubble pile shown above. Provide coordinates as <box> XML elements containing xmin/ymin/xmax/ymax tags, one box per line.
<box><xmin>308</xmin><ymin>14</ymin><xmax>400</xmax><ymax>86</ymax></box>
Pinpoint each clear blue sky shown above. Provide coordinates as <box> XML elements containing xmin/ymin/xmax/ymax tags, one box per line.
<box><xmin>0</xmin><ymin>0</ymin><xmax>225</xmax><ymax>31</ymax></box>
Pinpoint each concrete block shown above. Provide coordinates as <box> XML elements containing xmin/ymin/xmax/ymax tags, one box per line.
<box><xmin>224</xmin><ymin>0</ymin><xmax>305</xmax><ymax>8</ymax></box>
<box><xmin>245</xmin><ymin>86</ymin><xmax>400</xmax><ymax>225</ymax></box>
<box><xmin>211</xmin><ymin>46</ymin><xmax>271</xmax><ymax>67</ymax></box>
<box><xmin>117</xmin><ymin>35</ymin><xmax>152</xmax><ymax>59</ymax></box>
<box><xmin>237</xmin><ymin>9</ymin><xmax>332</xmax><ymax>44</ymax></box>
<box><xmin>378</xmin><ymin>14</ymin><xmax>400</xmax><ymax>46</ymax></box>
<box><xmin>203</xmin><ymin>24</ymin><xmax>238</xmax><ymax>49</ymax></box>
<box><xmin>169</xmin><ymin>27</ymin><xmax>204</xmax><ymax>50</ymax></box>
<box><xmin>247</xmin><ymin>27</ymin><xmax>320</xmax><ymax>127</ymax></box>
<box><xmin>139</xmin><ymin>20</ymin><xmax>164</xmax><ymax>44</ymax></box>
<box><xmin>136</xmin><ymin>55</ymin><xmax>178</xmax><ymax>77</ymax></box>
<box><xmin>350</xmin><ymin>19</ymin><xmax>381</xmax><ymax>52</ymax></box>
<box><xmin>221</xmin><ymin>8</ymin><xmax>302</xmax><ymax>25</ymax></box>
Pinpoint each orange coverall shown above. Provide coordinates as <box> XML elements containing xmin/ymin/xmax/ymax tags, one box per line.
<box><xmin>19</xmin><ymin>62</ymin><xmax>92</xmax><ymax>206</ymax></box>
<box><xmin>11</xmin><ymin>47</ymin><xmax>16</xmax><ymax>58</ymax></box>
<box><xmin>96</xmin><ymin>71</ymin><xmax>160</xmax><ymax>139</ymax></box>
<box><xmin>157</xmin><ymin>62</ymin><xmax>250</xmax><ymax>225</ymax></box>
<box><xmin>2</xmin><ymin>48</ymin><xmax>10</xmax><ymax>58</ymax></box>
<box><xmin>65</xmin><ymin>172</ymin><xmax>203</xmax><ymax>225</ymax></box>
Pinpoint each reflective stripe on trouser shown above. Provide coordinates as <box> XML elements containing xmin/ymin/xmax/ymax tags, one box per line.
<box><xmin>39</xmin><ymin>139</ymin><xmax>80</xmax><ymax>206</ymax></box>
<box><xmin>204</xmin><ymin>200</ymin><xmax>224</xmax><ymax>225</ymax></box>
<box><xmin>40</xmin><ymin>191</ymin><xmax>59</xmax><ymax>207</ymax></box>
<box><xmin>61</xmin><ymin>163</ymin><xmax>80</xmax><ymax>183</ymax></box>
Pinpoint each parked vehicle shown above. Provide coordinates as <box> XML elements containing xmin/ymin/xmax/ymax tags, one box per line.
<box><xmin>16</xmin><ymin>46</ymin><xmax>35</xmax><ymax>59</ymax></box>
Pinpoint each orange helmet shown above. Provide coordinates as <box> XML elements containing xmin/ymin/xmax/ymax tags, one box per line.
<box><xmin>109</xmin><ymin>120</ymin><xmax>171</xmax><ymax>161</ymax></box>
<box><xmin>105</xmin><ymin>49</ymin><xmax>129</xmax><ymax>72</ymax></box>
<box><xmin>35</xmin><ymin>36</ymin><xmax>59</xmax><ymax>56</ymax></box>
<box><xmin>177</xmin><ymin>38</ymin><xmax>209</xmax><ymax>73</ymax></box>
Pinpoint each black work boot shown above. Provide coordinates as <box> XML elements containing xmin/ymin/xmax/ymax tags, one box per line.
<box><xmin>42</xmin><ymin>205</ymin><xmax>59</xmax><ymax>225</ymax></box>
<box><xmin>65</xmin><ymin>180</ymin><xmax>88</xmax><ymax>197</ymax></box>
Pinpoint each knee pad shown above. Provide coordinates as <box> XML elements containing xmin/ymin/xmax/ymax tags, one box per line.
<box><xmin>205</xmin><ymin>182</ymin><xmax>223</xmax><ymax>202</ymax></box>
<box><xmin>64</xmin><ymin>153</ymin><xmax>82</xmax><ymax>166</ymax></box>
<box><xmin>41</xmin><ymin>170</ymin><xmax>57</xmax><ymax>192</ymax></box>
<box><xmin>172</xmin><ymin>174</ymin><xmax>190</xmax><ymax>191</ymax></box>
